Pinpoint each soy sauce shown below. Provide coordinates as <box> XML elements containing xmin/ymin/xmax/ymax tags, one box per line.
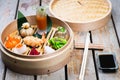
<box><xmin>99</xmin><ymin>55</ymin><xmax>115</xmax><ymax>68</ymax></box>
<box><xmin>98</xmin><ymin>54</ymin><xmax>118</xmax><ymax>72</ymax></box>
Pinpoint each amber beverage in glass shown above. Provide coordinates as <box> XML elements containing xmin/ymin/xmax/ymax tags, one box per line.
<box><xmin>36</xmin><ymin>6</ymin><xmax>47</xmax><ymax>34</ymax></box>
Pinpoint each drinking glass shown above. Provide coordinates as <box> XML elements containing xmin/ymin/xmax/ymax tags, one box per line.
<box><xmin>36</xmin><ymin>6</ymin><xmax>47</xmax><ymax>35</ymax></box>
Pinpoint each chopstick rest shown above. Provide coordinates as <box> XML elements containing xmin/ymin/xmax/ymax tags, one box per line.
<box><xmin>75</xmin><ymin>43</ymin><xmax>104</xmax><ymax>50</ymax></box>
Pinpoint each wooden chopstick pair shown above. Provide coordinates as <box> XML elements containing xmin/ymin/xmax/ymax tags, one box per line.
<box><xmin>79</xmin><ymin>32</ymin><xmax>90</xmax><ymax>80</ymax></box>
<box><xmin>40</xmin><ymin>27</ymin><xmax>57</xmax><ymax>54</ymax></box>
<box><xmin>43</xmin><ymin>27</ymin><xmax>57</xmax><ymax>47</ymax></box>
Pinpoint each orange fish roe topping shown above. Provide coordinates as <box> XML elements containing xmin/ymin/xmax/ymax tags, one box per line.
<box><xmin>16</xmin><ymin>44</ymin><xmax>23</xmax><ymax>48</ymax></box>
<box><xmin>5</xmin><ymin>35</ymin><xmax>21</xmax><ymax>49</ymax></box>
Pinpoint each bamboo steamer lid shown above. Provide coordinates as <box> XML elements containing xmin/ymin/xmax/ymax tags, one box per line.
<box><xmin>0</xmin><ymin>16</ymin><xmax>74</xmax><ymax>75</ymax></box>
<box><xmin>49</xmin><ymin>0</ymin><xmax>112</xmax><ymax>31</ymax></box>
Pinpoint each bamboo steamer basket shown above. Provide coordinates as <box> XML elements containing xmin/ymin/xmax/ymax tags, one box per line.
<box><xmin>49</xmin><ymin>0</ymin><xmax>112</xmax><ymax>31</ymax></box>
<box><xmin>0</xmin><ymin>16</ymin><xmax>74</xmax><ymax>75</ymax></box>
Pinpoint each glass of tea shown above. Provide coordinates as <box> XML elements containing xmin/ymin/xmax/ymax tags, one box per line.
<box><xmin>36</xmin><ymin>6</ymin><xmax>47</xmax><ymax>35</ymax></box>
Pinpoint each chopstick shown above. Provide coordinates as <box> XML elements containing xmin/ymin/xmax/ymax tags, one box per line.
<box><xmin>44</xmin><ymin>27</ymin><xmax>54</xmax><ymax>46</ymax></box>
<box><xmin>39</xmin><ymin>27</ymin><xmax>57</xmax><ymax>55</ymax></box>
<box><xmin>79</xmin><ymin>32</ymin><xmax>90</xmax><ymax>80</ymax></box>
<box><xmin>50</xmin><ymin>27</ymin><xmax>57</xmax><ymax>39</ymax></box>
<box><xmin>40</xmin><ymin>27</ymin><xmax>54</xmax><ymax>55</ymax></box>
<box><xmin>75</xmin><ymin>43</ymin><xmax>104</xmax><ymax>50</ymax></box>
<box><xmin>43</xmin><ymin>27</ymin><xmax>57</xmax><ymax>47</ymax></box>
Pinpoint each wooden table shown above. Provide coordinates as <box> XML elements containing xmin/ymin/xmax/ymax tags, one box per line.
<box><xmin>0</xmin><ymin>0</ymin><xmax>120</xmax><ymax>80</ymax></box>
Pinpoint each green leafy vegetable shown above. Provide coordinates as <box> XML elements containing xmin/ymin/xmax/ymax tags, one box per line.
<box><xmin>48</xmin><ymin>37</ymin><xmax>67</xmax><ymax>50</ymax></box>
<box><xmin>46</xmin><ymin>15</ymin><xmax>52</xmax><ymax>34</ymax></box>
<box><xmin>17</xmin><ymin>10</ymin><xmax>28</xmax><ymax>31</ymax></box>
<box><xmin>57</xmin><ymin>26</ymin><xmax>66</xmax><ymax>32</ymax></box>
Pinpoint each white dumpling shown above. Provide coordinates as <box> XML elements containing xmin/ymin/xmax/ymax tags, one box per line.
<box><xmin>12</xmin><ymin>45</ymin><xmax>27</xmax><ymax>54</ymax></box>
<box><xmin>44</xmin><ymin>46</ymin><xmax>55</xmax><ymax>54</ymax></box>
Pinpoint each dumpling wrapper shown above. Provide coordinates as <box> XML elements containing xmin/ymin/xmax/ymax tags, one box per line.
<box><xmin>12</xmin><ymin>45</ymin><xmax>27</xmax><ymax>54</ymax></box>
<box><xmin>44</xmin><ymin>46</ymin><xmax>55</xmax><ymax>54</ymax></box>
